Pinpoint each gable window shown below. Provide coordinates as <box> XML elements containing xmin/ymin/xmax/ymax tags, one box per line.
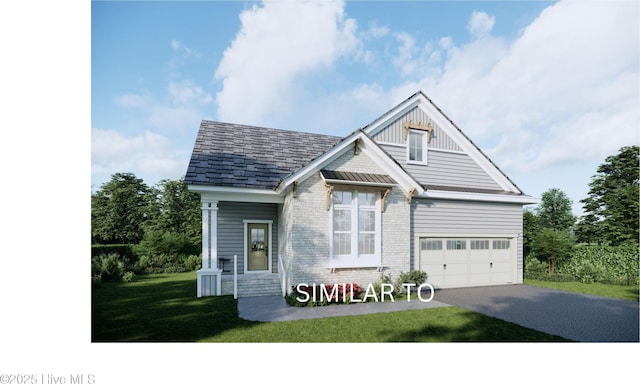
<box><xmin>330</xmin><ymin>190</ymin><xmax>381</xmax><ymax>268</ymax></box>
<box><xmin>407</xmin><ymin>130</ymin><xmax>427</xmax><ymax>164</ymax></box>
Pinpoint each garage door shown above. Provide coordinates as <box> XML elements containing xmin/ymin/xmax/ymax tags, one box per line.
<box><xmin>419</xmin><ymin>237</ymin><xmax>515</xmax><ymax>289</ymax></box>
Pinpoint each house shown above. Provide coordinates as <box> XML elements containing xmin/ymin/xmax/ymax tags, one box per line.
<box><xmin>184</xmin><ymin>91</ymin><xmax>539</xmax><ymax>298</ymax></box>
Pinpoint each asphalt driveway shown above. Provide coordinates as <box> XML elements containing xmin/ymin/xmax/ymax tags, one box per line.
<box><xmin>433</xmin><ymin>284</ymin><xmax>639</xmax><ymax>342</ymax></box>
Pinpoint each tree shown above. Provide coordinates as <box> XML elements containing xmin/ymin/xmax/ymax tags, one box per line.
<box><xmin>526</xmin><ymin>188</ymin><xmax>576</xmax><ymax>275</ymax></box>
<box><xmin>577</xmin><ymin>146</ymin><xmax>639</xmax><ymax>246</ymax></box>
<box><xmin>535</xmin><ymin>188</ymin><xmax>576</xmax><ymax>232</ymax></box>
<box><xmin>91</xmin><ymin>173</ymin><xmax>149</xmax><ymax>244</ymax></box>
<box><xmin>142</xmin><ymin>178</ymin><xmax>202</xmax><ymax>256</ymax></box>
<box><xmin>146</xmin><ymin>178</ymin><xmax>201</xmax><ymax>241</ymax></box>
<box><xmin>531</xmin><ymin>228</ymin><xmax>574</xmax><ymax>274</ymax></box>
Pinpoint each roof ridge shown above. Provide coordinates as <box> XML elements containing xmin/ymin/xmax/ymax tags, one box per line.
<box><xmin>199</xmin><ymin>120</ymin><xmax>342</xmax><ymax>139</ymax></box>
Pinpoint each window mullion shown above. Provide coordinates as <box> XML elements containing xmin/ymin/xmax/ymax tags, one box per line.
<box><xmin>352</xmin><ymin>190</ymin><xmax>359</xmax><ymax>257</ymax></box>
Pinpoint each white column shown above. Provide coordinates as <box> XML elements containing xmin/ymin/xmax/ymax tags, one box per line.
<box><xmin>201</xmin><ymin>200</ymin><xmax>219</xmax><ymax>270</ymax></box>
<box><xmin>197</xmin><ymin>200</ymin><xmax>222</xmax><ymax>297</ymax></box>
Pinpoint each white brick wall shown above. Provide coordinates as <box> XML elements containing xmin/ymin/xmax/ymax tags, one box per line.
<box><xmin>281</xmin><ymin>149</ymin><xmax>411</xmax><ymax>291</ymax></box>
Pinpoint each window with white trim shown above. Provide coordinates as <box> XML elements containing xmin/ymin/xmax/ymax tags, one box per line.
<box><xmin>470</xmin><ymin>240</ymin><xmax>489</xmax><ymax>250</ymax></box>
<box><xmin>446</xmin><ymin>239</ymin><xmax>466</xmax><ymax>250</ymax></box>
<box><xmin>330</xmin><ymin>190</ymin><xmax>381</xmax><ymax>268</ymax></box>
<box><xmin>421</xmin><ymin>239</ymin><xmax>442</xmax><ymax>251</ymax></box>
<box><xmin>493</xmin><ymin>239</ymin><xmax>511</xmax><ymax>250</ymax></box>
<box><xmin>407</xmin><ymin>130</ymin><xmax>427</xmax><ymax>164</ymax></box>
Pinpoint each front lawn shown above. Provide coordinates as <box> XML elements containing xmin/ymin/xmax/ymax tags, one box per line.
<box><xmin>524</xmin><ymin>279</ymin><xmax>639</xmax><ymax>301</ymax></box>
<box><xmin>92</xmin><ymin>272</ymin><xmax>568</xmax><ymax>342</ymax></box>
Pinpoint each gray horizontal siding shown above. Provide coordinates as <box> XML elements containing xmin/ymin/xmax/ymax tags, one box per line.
<box><xmin>381</xmin><ymin>144</ymin><xmax>501</xmax><ymax>190</ymax></box>
<box><xmin>372</xmin><ymin>106</ymin><xmax>462</xmax><ymax>152</ymax></box>
<box><xmin>217</xmin><ymin>201</ymin><xmax>279</xmax><ymax>275</ymax></box>
<box><xmin>412</xmin><ymin>199</ymin><xmax>523</xmax><ymax>233</ymax></box>
<box><xmin>410</xmin><ymin>199</ymin><xmax>524</xmax><ymax>272</ymax></box>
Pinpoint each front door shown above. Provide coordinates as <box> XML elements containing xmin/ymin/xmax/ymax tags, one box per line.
<box><xmin>247</xmin><ymin>223</ymin><xmax>269</xmax><ymax>271</ymax></box>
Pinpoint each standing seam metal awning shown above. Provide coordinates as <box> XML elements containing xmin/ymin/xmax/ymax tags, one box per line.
<box><xmin>320</xmin><ymin>170</ymin><xmax>396</xmax><ymax>186</ymax></box>
<box><xmin>320</xmin><ymin>170</ymin><xmax>397</xmax><ymax>212</ymax></box>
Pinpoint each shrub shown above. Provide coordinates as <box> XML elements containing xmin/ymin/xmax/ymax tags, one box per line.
<box><xmin>184</xmin><ymin>255</ymin><xmax>201</xmax><ymax>271</ymax></box>
<box><xmin>93</xmin><ymin>253</ymin><xmax>125</xmax><ymax>282</ymax></box>
<box><xmin>525</xmin><ymin>271</ymin><xmax>576</xmax><ymax>282</ymax></box>
<box><xmin>524</xmin><ymin>257</ymin><xmax>548</xmax><ymax>276</ymax></box>
<box><xmin>574</xmin><ymin>261</ymin><xmax>606</xmax><ymax>284</ymax></box>
<box><xmin>91</xmin><ymin>244</ymin><xmax>137</xmax><ymax>264</ymax></box>
<box><xmin>122</xmin><ymin>271</ymin><xmax>135</xmax><ymax>283</ymax></box>
<box><xmin>394</xmin><ymin>270</ymin><xmax>428</xmax><ymax>295</ymax></box>
<box><xmin>138</xmin><ymin>253</ymin><xmax>193</xmax><ymax>274</ymax></box>
<box><xmin>135</xmin><ymin>230</ymin><xmax>199</xmax><ymax>260</ymax></box>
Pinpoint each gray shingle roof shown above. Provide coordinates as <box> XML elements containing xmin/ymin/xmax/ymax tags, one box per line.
<box><xmin>185</xmin><ymin>121</ymin><xmax>342</xmax><ymax>189</ymax></box>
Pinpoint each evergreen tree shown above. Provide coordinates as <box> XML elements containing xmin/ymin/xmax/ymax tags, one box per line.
<box><xmin>91</xmin><ymin>172</ymin><xmax>149</xmax><ymax>244</ymax></box>
<box><xmin>577</xmin><ymin>146</ymin><xmax>639</xmax><ymax>245</ymax></box>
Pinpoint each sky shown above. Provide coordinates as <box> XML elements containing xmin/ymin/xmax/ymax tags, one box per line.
<box><xmin>90</xmin><ymin>0</ymin><xmax>639</xmax><ymax>217</ymax></box>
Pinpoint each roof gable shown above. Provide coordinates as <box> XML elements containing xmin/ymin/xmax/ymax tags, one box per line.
<box><xmin>276</xmin><ymin>130</ymin><xmax>423</xmax><ymax>196</ymax></box>
<box><xmin>364</xmin><ymin>91</ymin><xmax>523</xmax><ymax>194</ymax></box>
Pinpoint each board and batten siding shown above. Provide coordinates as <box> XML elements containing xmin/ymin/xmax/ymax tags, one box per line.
<box><xmin>410</xmin><ymin>199</ymin><xmax>524</xmax><ymax>282</ymax></box>
<box><xmin>381</xmin><ymin>144</ymin><xmax>502</xmax><ymax>190</ymax></box>
<box><xmin>217</xmin><ymin>201</ymin><xmax>279</xmax><ymax>275</ymax></box>
<box><xmin>372</xmin><ymin>106</ymin><xmax>462</xmax><ymax>152</ymax></box>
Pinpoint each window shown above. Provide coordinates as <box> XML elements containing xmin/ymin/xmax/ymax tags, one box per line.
<box><xmin>446</xmin><ymin>239</ymin><xmax>466</xmax><ymax>250</ymax></box>
<box><xmin>421</xmin><ymin>239</ymin><xmax>442</xmax><ymax>251</ymax></box>
<box><xmin>407</xmin><ymin>130</ymin><xmax>427</xmax><ymax>164</ymax></box>
<box><xmin>330</xmin><ymin>190</ymin><xmax>381</xmax><ymax>267</ymax></box>
<box><xmin>470</xmin><ymin>240</ymin><xmax>489</xmax><ymax>250</ymax></box>
<box><xmin>493</xmin><ymin>239</ymin><xmax>511</xmax><ymax>250</ymax></box>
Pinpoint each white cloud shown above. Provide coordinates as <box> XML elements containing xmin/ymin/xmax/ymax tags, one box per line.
<box><xmin>467</xmin><ymin>11</ymin><xmax>495</xmax><ymax>38</ymax></box>
<box><xmin>91</xmin><ymin>128</ymin><xmax>189</xmax><ymax>189</ymax></box>
<box><xmin>214</xmin><ymin>0</ymin><xmax>359</xmax><ymax>126</ymax></box>
<box><xmin>392</xmin><ymin>0</ymin><xmax>639</xmax><ymax>175</ymax></box>
<box><xmin>115</xmin><ymin>80</ymin><xmax>213</xmax><ymax>133</ymax></box>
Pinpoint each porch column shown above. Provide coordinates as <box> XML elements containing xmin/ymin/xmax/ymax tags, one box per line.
<box><xmin>197</xmin><ymin>200</ymin><xmax>222</xmax><ymax>297</ymax></box>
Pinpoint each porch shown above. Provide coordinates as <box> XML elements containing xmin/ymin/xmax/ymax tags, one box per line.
<box><xmin>196</xmin><ymin>199</ymin><xmax>283</xmax><ymax>298</ymax></box>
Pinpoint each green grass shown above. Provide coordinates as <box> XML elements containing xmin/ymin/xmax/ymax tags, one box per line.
<box><xmin>92</xmin><ymin>272</ymin><xmax>568</xmax><ymax>342</ymax></box>
<box><xmin>524</xmin><ymin>279</ymin><xmax>639</xmax><ymax>302</ymax></box>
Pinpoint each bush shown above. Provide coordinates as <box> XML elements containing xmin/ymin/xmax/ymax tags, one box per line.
<box><xmin>91</xmin><ymin>244</ymin><xmax>136</xmax><ymax>264</ymax></box>
<box><xmin>92</xmin><ymin>253</ymin><xmax>125</xmax><ymax>282</ymax></box>
<box><xmin>524</xmin><ymin>257</ymin><xmax>548</xmax><ymax>275</ymax></box>
<box><xmin>122</xmin><ymin>271</ymin><xmax>135</xmax><ymax>283</ymax></box>
<box><xmin>137</xmin><ymin>253</ymin><xmax>201</xmax><ymax>274</ymax></box>
<box><xmin>525</xmin><ymin>271</ymin><xmax>576</xmax><ymax>282</ymax></box>
<box><xmin>574</xmin><ymin>261</ymin><xmax>606</xmax><ymax>284</ymax></box>
<box><xmin>394</xmin><ymin>270</ymin><xmax>428</xmax><ymax>295</ymax></box>
<box><xmin>135</xmin><ymin>230</ymin><xmax>199</xmax><ymax>260</ymax></box>
<box><xmin>184</xmin><ymin>255</ymin><xmax>201</xmax><ymax>271</ymax></box>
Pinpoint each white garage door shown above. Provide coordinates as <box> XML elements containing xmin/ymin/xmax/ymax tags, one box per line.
<box><xmin>419</xmin><ymin>237</ymin><xmax>515</xmax><ymax>289</ymax></box>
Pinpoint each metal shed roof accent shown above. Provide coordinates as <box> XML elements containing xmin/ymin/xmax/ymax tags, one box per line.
<box><xmin>320</xmin><ymin>170</ymin><xmax>396</xmax><ymax>186</ymax></box>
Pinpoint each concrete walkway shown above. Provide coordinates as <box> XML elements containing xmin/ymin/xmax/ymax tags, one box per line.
<box><xmin>238</xmin><ymin>295</ymin><xmax>450</xmax><ymax>322</ymax></box>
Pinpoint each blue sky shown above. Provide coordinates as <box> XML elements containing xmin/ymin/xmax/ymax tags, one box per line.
<box><xmin>91</xmin><ymin>0</ymin><xmax>639</xmax><ymax>217</ymax></box>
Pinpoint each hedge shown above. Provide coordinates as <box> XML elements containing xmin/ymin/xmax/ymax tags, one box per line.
<box><xmin>557</xmin><ymin>245</ymin><xmax>639</xmax><ymax>285</ymax></box>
